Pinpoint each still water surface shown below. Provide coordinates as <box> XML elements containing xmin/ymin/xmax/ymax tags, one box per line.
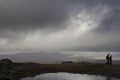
<box><xmin>21</xmin><ymin>72</ymin><xmax>119</xmax><ymax>80</ymax></box>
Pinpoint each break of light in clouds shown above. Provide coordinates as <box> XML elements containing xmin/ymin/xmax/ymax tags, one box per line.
<box><xmin>0</xmin><ymin>0</ymin><xmax>120</xmax><ymax>53</ymax></box>
<box><xmin>65</xmin><ymin>51</ymin><xmax>120</xmax><ymax>60</ymax></box>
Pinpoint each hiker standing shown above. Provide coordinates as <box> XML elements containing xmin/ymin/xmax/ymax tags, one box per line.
<box><xmin>109</xmin><ymin>55</ymin><xmax>112</xmax><ymax>65</ymax></box>
<box><xmin>106</xmin><ymin>53</ymin><xmax>110</xmax><ymax>64</ymax></box>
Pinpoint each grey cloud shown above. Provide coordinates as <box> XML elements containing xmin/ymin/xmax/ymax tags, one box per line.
<box><xmin>0</xmin><ymin>0</ymin><xmax>101</xmax><ymax>40</ymax></box>
<box><xmin>0</xmin><ymin>0</ymin><xmax>120</xmax><ymax>52</ymax></box>
<box><xmin>0</xmin><ymin>0</ymin><xmax>71</xmax><ymax>32</ymax></box>
<box><xmin>97</xmin><ymin>10</ymin><xmax>120</xmax><ymax>32</ymax></box>
<box><xmin>0</xmin><ymin>0</ymin><xmax>71</xmax><ymax>40</ymax></box>
<box><xmin>0</xmin><ymin>0</ymin><xmax>105</xmax><ymax>31</ymax></box>
<box><xmin>94</xmin><ymin>0</ymin><xmax>120</xmax><ymax>32</ymax></box>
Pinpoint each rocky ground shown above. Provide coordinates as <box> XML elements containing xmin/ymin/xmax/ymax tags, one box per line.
<box><xmin>0</xmin><ymin>59</ymin><xmax>120</xmax><ymax>80</ymax></box>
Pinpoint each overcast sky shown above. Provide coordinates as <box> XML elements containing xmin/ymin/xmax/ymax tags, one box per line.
<box><xmin>0</xmin><ymin>0</ymin><xmax>120</xmax><ymax>54</ymax></box>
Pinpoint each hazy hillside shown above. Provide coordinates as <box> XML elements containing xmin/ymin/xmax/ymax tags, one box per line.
<box><xmin>0</xmin><ymin>52</ymin><xmax>68</xmax><ymax>63</ymax></box>
<box><xmin>0</xmin><ymin>52</ymin><xmax>119</xmax><ymax>64</ymax></box>
<box><xmin>0</xmin><ymin>52</ymin><xmax>95</xmax><ymax>63</ymax></box>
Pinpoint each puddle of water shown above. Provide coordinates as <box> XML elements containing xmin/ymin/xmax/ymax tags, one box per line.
<box><xmin>21</xmin><ymin>72</ymin><xmax>119</xmax><ymax>80</ymax></box>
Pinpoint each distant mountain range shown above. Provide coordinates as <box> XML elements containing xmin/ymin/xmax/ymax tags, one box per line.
<box><xmin>0</xmin><ymin>52</ymin><xmax>119</xmax><ymax>64</ymax></box>
<box><xmin>0</xmin><ymin>52</ymin><xmax>68</xmax><ymax>63</ymax></box>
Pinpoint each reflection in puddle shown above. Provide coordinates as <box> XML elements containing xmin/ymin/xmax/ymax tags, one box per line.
<box><xmin>21</xmin><ymin>72</ymin><xmax>119</xmax><ymax>80</ymax></box>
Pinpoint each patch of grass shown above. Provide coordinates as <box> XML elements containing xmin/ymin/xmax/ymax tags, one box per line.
<box><xmin>13</xmin><ymin>63</ymin><xmax>120</xmax><ymax>79</ymax></box>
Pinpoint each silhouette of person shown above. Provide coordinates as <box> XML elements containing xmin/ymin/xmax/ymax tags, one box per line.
<box><xmin>109</xmin><ymin>55</ymin><xmax>112</xmax><ymax>65</ymax></box>
<box><xmin>106</xmin><ymin>53</ymin><xmax>110</xmax><ymax>64</ymax></box>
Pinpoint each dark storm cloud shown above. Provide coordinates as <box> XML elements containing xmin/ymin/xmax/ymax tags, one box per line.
<box><xmin>0</xmin><ymin>0</ymin><xmax>102</xmax><ymax>40</ymax></box>
<box><xmin>0</xmin><ymin>0</ymin><xmax>73</xmax><ymax>40</ymax></box>
<box><xmin>0</xmin><ymin>0</ymin><xmax>104</xmax><ymax>31</ymax></box>
<box><xmin>0</xmin><ymin>0</ymin><xmax>119</xmax><ymax>32</ymax></box>
<box><xmin>0</xmin><ymin>0</ymin><xmax>120</xmax><ymax>52</ymax></box>
<box><xmin>0</xmin><ymin>0</ymin><xmax>69</xmax><ymax>31</ymax></box>
<box><xmin>87</xmin><ymin>0</ymin><xmax>120</xmax><ymax>51</ymax></box>
<box><xmin>97</xmin><ymin>9</ymin><xmax>120</xmax><ymax>32</ymax></box>
<box><xmin>95</xmin><ymin>0</ymin><xmax>120</xmax><ymax>32</ymax></box>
